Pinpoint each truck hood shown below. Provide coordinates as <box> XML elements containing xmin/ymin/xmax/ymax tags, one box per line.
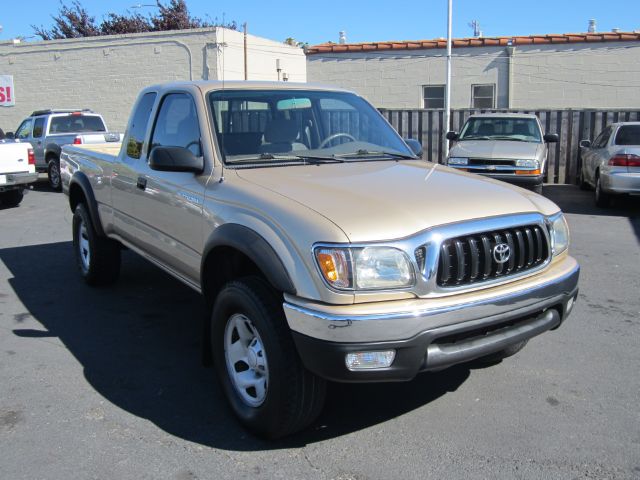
<box><xmin>235</xmin><ymin>161</ymin><xmax>559</xmax><ymax>242</ymax></box>
<box><xmin>449</xmin><ymin>140</ymin><xmax>543</xmax><ymax>159</ymax></box>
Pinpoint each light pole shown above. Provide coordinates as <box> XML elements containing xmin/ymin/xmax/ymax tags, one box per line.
<box><xmin>444</xmin><ymin>0</ymin><xmax>453</xmax><ymax>158</ymax></box>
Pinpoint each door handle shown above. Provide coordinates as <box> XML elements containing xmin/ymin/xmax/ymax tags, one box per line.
<box><xmin>136</xmin><ymin>176</ymin><xmax>147</xmax><ymax>190</ymax></box>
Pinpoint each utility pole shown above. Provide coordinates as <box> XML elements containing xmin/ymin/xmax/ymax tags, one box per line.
<box><xmin>243</xmin><ymin>23</ymin><xmax>248</xmax><ymax>80</ymax></box>
<box><xmin>444</xmin><ymin>0</ymin><xmax>453</xmax><ymax>158</ymax></box>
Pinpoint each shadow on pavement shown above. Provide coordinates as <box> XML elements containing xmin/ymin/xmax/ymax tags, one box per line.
<box><xmin>1</xmin><ymin>241</ymin><xmax>470</xmax><ymax>450</ymax></box>
<box><xmin>543</xmin><ymin>184</ymin><xmax>640</xmax><ymax>244</ymax></box>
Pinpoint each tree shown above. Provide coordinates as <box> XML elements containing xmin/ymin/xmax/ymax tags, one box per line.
<box><xmin>283</xmin><ymin>37</ymin><xmax>308</xmax><ymax>49</ymax></box>
<box><xmin>32</xmin><ymin>0</ymin><xmax>236</xmax><ymax>40</ymax></box>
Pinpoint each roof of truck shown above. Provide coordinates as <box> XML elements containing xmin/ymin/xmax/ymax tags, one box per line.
<box><xmin>144</xmin><ymin>80</ymin><xmax>354</xmax><ymax>94</ymax></box>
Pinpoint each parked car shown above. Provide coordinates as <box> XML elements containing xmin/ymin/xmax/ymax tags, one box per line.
<box><xmin>0</xmin><ymin>142</ymin><xmax>38</xmax><ymax>207</ymax></box>
<box><xmin>446</xmin><ymin>113</ymin><xmax>558</xmax><ymax>193</ymax></box>
<box><xmin>10</xmin><ymin>109</ymin><xmax>121</xmax><ymax>190</ymax></box>
<box><xmin>579</xmin><ymin>122</ymin><xmax>640</xmax><ymax>207</ymax></box>
<box><xmin>61</xmin><ymin>81</ymin><xmax>579</xmax><ymax>439</ymax></box>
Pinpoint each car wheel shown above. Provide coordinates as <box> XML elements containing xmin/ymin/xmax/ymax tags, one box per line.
<box><xmin>72</xmin><ymin>203</ymin><xmax>121</xmax><ymax>285</ymax></box>
<box><xmin>211</xmin><ymin>276</ymin><xmax>326</xmax><ymax>439</ymax></box>
<box><xmin>473</xmin><ymin>340</ymin><xmax>529</xmax><ymax>365</ymax></box>
<box><xmin>47</xmin><ymin>157</ymin><xmax>62</xmax><ymax>191</ymax></box>
<box><xmin>595</xmin><ymin>174</ymin><xmax>611</xmax><ymax>208</ymax></box>
<box><xmin>0</xmin><ymin>189</ymin><xmax>24</xmax><ymax>207</ymax></box>
<box><xmin>530</xmin><ymin>184</ymin><xmax>543</xmax><ymax>195</ymax></box>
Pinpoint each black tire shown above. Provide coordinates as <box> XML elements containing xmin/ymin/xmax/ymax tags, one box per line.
<box><xmin>530</xmin><ymin>184</ymin><xmax>543</xmax><ymax>195</ymax></box>
<box><xmin>47</xmin><ymin>157</ymin><xmax>61</xmax><ymax>191</ymax></box>
<box><xmin>211</xmin><ymin>276</ymin><xmax>326</xmax><ymax>439</ymax></box>
<box><xmin>1</xmin><ymin>189</ymin><xmax>24</xmax><ymax>207</ymax></box>
<box><xmin>72</xmin><ymin>203</ymin><xmax>121</xmax><ymax>285</ymax></box>
<box><xmin>473</xmin><ymin>340</ymin><xmax>529</xmax><ymax>365</ymax></box>
<box><xmin>595</xmin><ymin>173</ymin><xmax>611</xmax><ymax>208</ymax></box>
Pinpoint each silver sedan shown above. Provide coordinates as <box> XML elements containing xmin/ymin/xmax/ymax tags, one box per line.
<box><xmin>579</xmin><ymin>122</ymin><xmax>640</xmax><ymax>207</ymax></box>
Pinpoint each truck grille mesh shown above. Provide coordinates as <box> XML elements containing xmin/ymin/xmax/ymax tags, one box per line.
<box><xmin>436</xmin><ymin>224</ymin><xmax>549</xmax><ymax>287</ymax></box>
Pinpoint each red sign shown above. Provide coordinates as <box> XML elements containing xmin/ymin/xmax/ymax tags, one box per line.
<box><xmin>0</xmin><ymin>76</ymin><xmax>15</xmax><ymax>106</ymax></box>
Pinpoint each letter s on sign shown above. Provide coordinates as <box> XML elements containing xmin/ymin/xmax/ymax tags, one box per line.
<box><xmin>0</xmin><ymin>87</ymin><xmax>5</xmax><ymax>103</ymax></box>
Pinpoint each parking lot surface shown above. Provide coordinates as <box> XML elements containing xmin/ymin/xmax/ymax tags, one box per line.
<box><xmin>1</xmin><ymin>181</ymin><xmax>639</xmax><ymax>480</ymax></box>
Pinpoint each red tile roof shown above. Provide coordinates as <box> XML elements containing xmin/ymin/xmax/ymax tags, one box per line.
<box><xmin>306</xmin><ymin>32</ymin><xmax>640</xmax><ymax>54</ymax></box>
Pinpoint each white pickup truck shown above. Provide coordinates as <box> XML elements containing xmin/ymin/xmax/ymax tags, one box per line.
<box><xmin>0</xmin><ymin>142</ymin><xmax>38</xmax><ymax>207</ymax></box>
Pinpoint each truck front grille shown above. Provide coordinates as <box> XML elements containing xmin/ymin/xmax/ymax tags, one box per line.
<box><xmin>436</xmin><ymin>224</ymin><xmax>549</xmax><ymax>287</ymax></box>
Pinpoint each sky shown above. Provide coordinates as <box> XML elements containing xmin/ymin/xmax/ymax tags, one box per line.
<box><xmin>1</xmin><ymin>0</ymin><xmax>639</xmax><ymax>45</ymax></box>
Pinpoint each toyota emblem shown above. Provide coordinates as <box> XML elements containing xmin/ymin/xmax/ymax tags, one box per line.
<box><xmin>493</xmin><ymin>243</ymin><xmax>511</xmax><ymax>264</ymax></box>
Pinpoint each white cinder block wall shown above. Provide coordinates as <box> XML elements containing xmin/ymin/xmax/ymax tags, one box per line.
<box><xmin>307</xmin><ymin>41</ymin><xmax>640</xmax><ymax>110</ymax></box>
<box><xmin>0</xmin><ymin>28</ymin><xmax>306</xmax><ymax>132</ymax></box>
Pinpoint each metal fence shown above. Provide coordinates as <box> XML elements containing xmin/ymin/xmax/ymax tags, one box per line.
<box><xmin>379</xmin><ymin>109</ymin><xmax>640</xmax><ymax>185</ymax></box>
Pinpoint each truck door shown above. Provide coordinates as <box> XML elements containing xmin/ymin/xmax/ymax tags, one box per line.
<box><xmin>131</xmin><ymin>91</ymin><xmax>207</xmax><ymax>285</ymax></box>
<box><xmin>112</xmin><ymin>92</ymin><xmax>157</xmax><ymax>243</ymax></box>
<box><xmin>32</xmin><ymin>117</ymin><xmax>46</xmax><ymax>168</ymax></box>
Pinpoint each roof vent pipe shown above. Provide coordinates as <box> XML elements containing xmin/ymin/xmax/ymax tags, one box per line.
<box><xmin>588</xmin><ymin>19</ymin><xmax>596</xmax><ymax>33</ymax></box>
<box><xmin>339</xmin><ymin>31</ymin><xmax>347</xmax><ymax>44</ymax></box>
<box><xmin>611</xmin><ymin>27</ymin><xmax>620</xmax><ymax>33</ymax></box>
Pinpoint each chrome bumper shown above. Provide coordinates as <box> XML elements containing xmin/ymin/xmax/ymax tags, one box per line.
<box><xmin>0</xmin><ymin>172</ymin><xmax>39</xmax><ymax>190</ymax></box>
<box><xmin>284</xmin><ymin>255</ymin><xmax>579</xmax><ymax>343</ymax></box>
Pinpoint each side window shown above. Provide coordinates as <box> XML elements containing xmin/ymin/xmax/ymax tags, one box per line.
<box><xmin>33</xmin><ymin>117</ymin><xmax>45</xmax><ymax>138</ymax></box>
<box><xmin>150</xmin><ymin>93</ymin><xmax>201</xmax><ymax>157</ymax></box>
<box><xmin>16</xmin><ymin>119</ymin><xmax>33</xmax><ymax>139</ymax></box>
<box><xmin>126</xmin><ymin>92</ymin><xmax>157</xmax><ymax>159</ymax></box>
<box><xmin>423</xmin><ymin>85</ymin><xmax>445</xmax><ymax>109</ymax></box>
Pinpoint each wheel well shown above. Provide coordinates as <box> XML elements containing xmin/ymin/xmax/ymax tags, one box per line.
<box><xmin>68</xmin><ymin>182</ymin><xmax>86</xmax><ymax>213</ymax></box>
<box><xmin>46</xmin><ymin>152</ymin><xmax>59</xmax><ymax>162</ymax></box>
<box><xmin>201</xmin><ymin>246</ymin><xmax>270</xmax><ymax>308</ymax></box>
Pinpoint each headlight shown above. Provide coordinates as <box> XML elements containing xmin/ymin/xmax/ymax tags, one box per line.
<box><xmin>515</xmin><ymin>159</ymin><xmax>539</xmax><ymax>168</ymax></box>
<box><xmin>314</xmin><ymin>246</ymin><xmax>414</xmax><ymax>290</ymax></box>
<box><xmin>548</xmin><ymin>213</ymin><xmax>570</xmax><ymax>256</ymax></box>
<box><xmin>448</xmin><ymin>157</ymin><xmax>468</xmax><ymax>166</ymax></box>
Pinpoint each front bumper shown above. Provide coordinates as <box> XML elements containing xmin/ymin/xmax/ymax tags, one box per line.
<box><xmin>285</xmin><ymin>255</ymin><xmax>579</xmax><ymax>382</ymax></box>
<box><xmin>0</xmin><ymin>172</ymin><xmax>39</xmax><ymax>191</ymax></box>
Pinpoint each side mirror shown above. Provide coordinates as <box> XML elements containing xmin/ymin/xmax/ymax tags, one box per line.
<box><xmin>544</xmin><ymin>133</ymin><xmax>559</xmax><ymax>143</ymax></box>
<box><xmin>5</xmin><ymin>132</ymin><xmax>14</xmax><ymax>139</ymax></box>
<box><xmin>579</xmin><ymin>139</ymin><xmax>591</xmax><ymax>148</ymax></box>
<box><xmin>446</xmin><ymin>131</ymin><xmax>459</xmax><ymax>141</ymax></box>
<box><xmin>149</xmin><ymin>146</ymin><xmax>204</xmax><ymax>173</ymax></box>
<box><xmin>404</xmin><ymin>138</ymin><xmax>423</xmax><ymax>157</ymax></box>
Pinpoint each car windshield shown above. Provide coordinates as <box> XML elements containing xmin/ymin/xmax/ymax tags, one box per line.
<box><xmin>208</xmin><ymin>89</ymin><xmax>414</xmax><ymax>165</ymax></box>
<box><xmin>459</xmin><ymin>117</ymin><xmax>542</xmax><ymax>143</ymax></box>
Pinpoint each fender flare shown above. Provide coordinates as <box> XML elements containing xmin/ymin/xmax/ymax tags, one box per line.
<box><xmin>69</xmin><ymin>171</ymin><xmax>105</xmax><ymax>237</ymax></box>
<box><xmin>201</xmin><ymin>224</ymin><xmax>296</xmax><ymax>295</ymax></box>
<box><xmin>45</xmin><ymin>143</ymin><xmax>62</xmax><ymax>161</ymax></box>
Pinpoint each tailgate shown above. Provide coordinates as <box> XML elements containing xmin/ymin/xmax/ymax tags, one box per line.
<box><xmin>0</xmin><ymin>143</ymin><xmax>30</xmax><ymax>174</ymax></box>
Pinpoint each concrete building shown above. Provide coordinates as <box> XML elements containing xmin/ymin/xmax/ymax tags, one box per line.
<box><xmin>306</xmin><ymin>32</ymin><xmax>640</xmax><ymax>110</ymax></box>
<box><xmin>0</xmin><ymin>27</ymin><xmax>306</xmax><ymax>131</ymax></box>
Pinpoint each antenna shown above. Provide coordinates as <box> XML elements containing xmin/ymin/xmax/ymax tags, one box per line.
<box><xmin>468</xmin><ymin>20</ymin><xmax>482</xmax><ymax>37</ymax></box>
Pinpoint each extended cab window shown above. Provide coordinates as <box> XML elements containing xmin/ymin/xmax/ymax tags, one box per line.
<box><xmin>15</xmin><ymin>119</ymin><xmax>33</xmax><ymax>139</ymax></box>
<box><xmin>150</xmin><ymin>93</ymin><xmax>201</xmax><ymax>157</ymax></box>
<box><xmin>126</xmin><ymin>92</ymin><xmax>157</xmax><ymax>159</ymax></box>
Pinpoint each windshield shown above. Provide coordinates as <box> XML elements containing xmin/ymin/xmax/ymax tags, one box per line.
<box><xmin>459</xmin><ymin>117</ymin><xmax>542</xmax><ymax>143</ymax></box>
<box><xmin>208</xmin><ymin>89</ymin><xmax>414</xmax><ymax>165</ymax></box>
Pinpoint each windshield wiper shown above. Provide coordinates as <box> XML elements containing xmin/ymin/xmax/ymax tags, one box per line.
<box><xmin>230</xmin><ymin>153</ymin><xmax>345</xmax><ymax>166</ymax></box>
<box><xmin>335</xmin><ymin>149</ymin><xmax>416</xmax><ymax>160</ymax></box>
<box><xmin>490</xmin><ymin>136</ymin><xmax>532</xmax><ymax>142</ymax></box>
<box><xmin>460</xmin><ymin>135</ymin><xmax>491</xmax><ymax>140</ymax></box>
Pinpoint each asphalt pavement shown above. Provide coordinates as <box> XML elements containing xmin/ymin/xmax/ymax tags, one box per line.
<box><xmin>1</xmin><ymin>180</ymin><xmax>639</xmax><ymax>479</ymax></box>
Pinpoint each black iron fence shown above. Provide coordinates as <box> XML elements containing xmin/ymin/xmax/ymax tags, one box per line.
<box><xmin>379</xmin><ymin>109</ymin><xmax>640</xmax><ymax>185</ymax></box>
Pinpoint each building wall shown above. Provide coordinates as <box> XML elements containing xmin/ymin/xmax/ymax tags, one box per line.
<box><xmin>0</xmin><ymin>28</ymin><xmax>305</xmax><ymax>132</ymax></box>
<box><xmin>307</xmin><ymin>41</ymin><xmax>640</xmax><ymax>110</ymax></box>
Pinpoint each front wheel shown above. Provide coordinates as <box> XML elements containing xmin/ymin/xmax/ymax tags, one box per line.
<box><xmin>72</xmin><ymin>203</ymin><xmax>121</xmax><ymax>285</ymax></box>
<box><xmin>211</xmin><ymin>277</ymin><xmax>326</xmax><ymax>439</ymax></box>
<box><xmin>47</xmin><ymin>157</ymin><xmax>61</xmax><ymax>191</ymax></box>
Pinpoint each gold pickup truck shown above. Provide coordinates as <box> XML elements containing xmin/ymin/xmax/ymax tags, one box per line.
<box><xmin>61</xmin><ymin>81</ymin><xmax>579</xmax><ymax>439</ymax></box>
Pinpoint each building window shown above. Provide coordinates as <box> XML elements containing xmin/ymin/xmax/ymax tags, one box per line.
<box><xmin>423</xmin><ymin>85</ymin><xmax>445</xmax><ymax>109</ymax></box>
<box><xmin>472</xmin><ymin>84</ymin><xmax>495</xmax><ymax>108</ymax></box>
